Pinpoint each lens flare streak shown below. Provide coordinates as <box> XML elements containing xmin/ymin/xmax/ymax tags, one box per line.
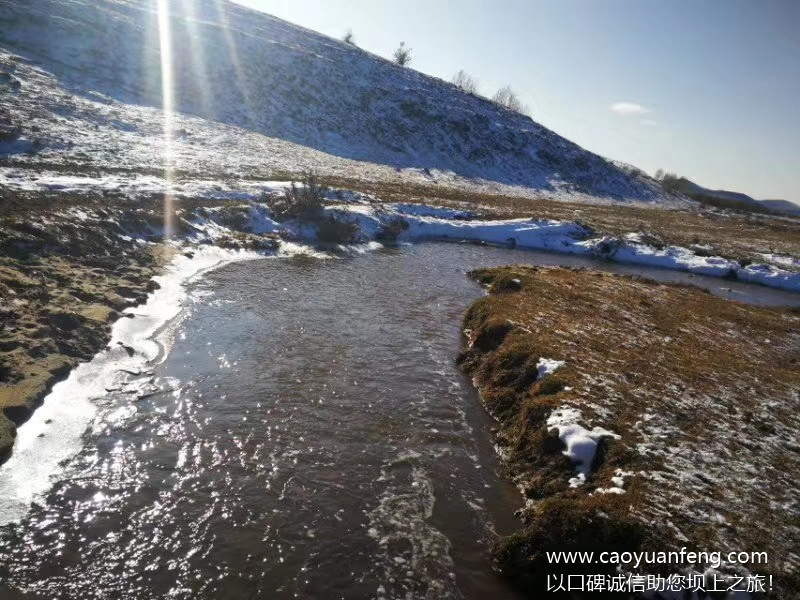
<box><xmin>157</xmin><ymin>0</ymin><xmax>175</xmax><ymax>238</ymax></box>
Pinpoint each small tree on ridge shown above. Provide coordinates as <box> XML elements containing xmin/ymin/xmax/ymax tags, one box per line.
<box><xmin>493</xmin><ymin>85</ymin><xmax>529</xmax><ymax>115</ymax></box>
<box><xmin>452</xmin><ymin>69</ymin><xmax>478</xmax><ymax>94</ymax></box>
<box><xmin>393</xmin><ymin>41</ymin><xmax>412</xmax><ymax>66</ymax></box>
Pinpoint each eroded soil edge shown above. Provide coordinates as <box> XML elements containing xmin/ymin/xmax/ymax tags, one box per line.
<box><xmin>457</xmin><ymin>266</ymin><xmax>800</xmax><ymax>597</ymax></box>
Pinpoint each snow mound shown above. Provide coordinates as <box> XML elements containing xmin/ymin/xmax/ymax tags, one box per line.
<box><xmin>547</xmin><ymin>407</ymin><xmax>620</xmax><ymax>479</ymax></box>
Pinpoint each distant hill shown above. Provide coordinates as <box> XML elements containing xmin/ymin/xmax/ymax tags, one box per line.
<box><xmin>670</xmin><ymin>177</ymin><xmax>799</xmax><ymax>216</ymax></box>
<box><xmin>0</xmin><ymin>0</ymin><xmax>675</xmax><ymax>204</ymax></box>
<box><xmin>760</xmin><ymin>199</ymin><xmax>800</xmax><ymax>215</ymax></box>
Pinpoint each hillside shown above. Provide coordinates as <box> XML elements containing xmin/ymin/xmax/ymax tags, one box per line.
<box><xmin>675</xmin><ymin>177</ymin><xmax>800</xmax><ymax>216</ymax></box>
<box><xmin>0</xmin><ymin>0</ymin><xmax>675</xmax><ymax>204</ymax></box>
<box><xmin>762</xmin><ymin>199</ymin><xmax>800</xmax><ymax>216</ymax></box>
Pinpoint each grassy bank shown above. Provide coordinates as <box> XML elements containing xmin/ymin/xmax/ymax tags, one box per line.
<box><xmin>457</xmin><ymin>266</ymin><xmax>800</xmax><ymax>597</ymax></box>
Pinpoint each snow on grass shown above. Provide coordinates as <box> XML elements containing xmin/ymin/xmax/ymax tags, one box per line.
<box><xmin>389</xmin><ymin>203</ymin><xmax>474</xmax><ymax>220</ymax></box>
<box><xmin>594</xmin><ymin>468</ymin><xmax>635</xmax><ymax>495</ymax></box>
<box><xmin>0</xmin><ymin>0</ymin><xmax>679</xmax><ymax>207</ymax></box>
<box><xmin>536</xmin><ymin>357</ymin><xmax>565</xmax><ymax>379</ymax></box>
<box><xmin>546</xmin><ymin>406</ymin><xmax>621</xmax><ymax>481</ymax></box>
<box><xmin>5</xmin><ymin>168</ymin><xmax>800</xmax><ymax>293</ymax></box>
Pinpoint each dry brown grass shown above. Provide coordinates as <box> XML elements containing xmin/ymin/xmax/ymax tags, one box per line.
<box><xmin>458</xmin><ymin>266</ymin><xmax>800</xmax><ymax>596</ymax></box>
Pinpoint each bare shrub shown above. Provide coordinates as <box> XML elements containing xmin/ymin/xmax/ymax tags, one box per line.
<box><xmin>343</xmin><ymin>29</ymin><xmax>355</xmax><ymax>45</ymax></box>
<box><xmin>493</xmin><ymin>86</ymin><xmax>529</xmax><ymax>115</ymax></box>
<box><xmin>376</xmin><ymin>217</ymin><xmax>409</xmax><ymax>241</ymax></box>
<box><xmin>315</xmin><ymin>215</ymin><xmax>360</xmax><ymax>244</ymax></box>
<box><xmin>393</xmin><ymin>42</ymin><xmax>412</xmax><ymax>66</ymax></box>
<box><xmin>660</xmin><ymin>172</ymin><xmax>682</xmax><ymax>193</ymax></box>
<box><xmin>214</xmin><ymin>204</ymin><xmax>251</xmax><ymax>232</ymax></box>
<box><xmin>452</xmin><ymin>69</ymin><xmax>478</xmax><ymax>94</ymax></box>
<box><xmin>268</xmin><ymin>172</ymin><xmax>328</xmax><ymax>220</ymax></box>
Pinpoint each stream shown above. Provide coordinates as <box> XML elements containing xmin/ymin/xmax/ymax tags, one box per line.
<box><xmin>1</xmin><ymin>242</ymin><xmax>798</xmax><ymax>600</ymax></box>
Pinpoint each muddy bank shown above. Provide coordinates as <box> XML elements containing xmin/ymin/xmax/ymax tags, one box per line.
<box><xmin>0</xmin><ymin>211</ymin><xmax>159</xmax><ymax>460</ymax></box>
<box><xmin>0</xmin><ymin>192</ymin><xmax>280</xmax><ymax>464</ymax></box>
<box><xmin>457</xmin><ymin>266</ymin><xmax>800</xmax><ymax>597</ymax></box>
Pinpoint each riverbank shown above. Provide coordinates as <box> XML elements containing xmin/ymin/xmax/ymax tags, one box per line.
<box><xmin>2</xmin><ymin>178</ymin><xmax>800</xmax><ymax>468</ymax></box>
<box><xmin>0</xmin><ymin>203</ymin><xmax>160</xmax><ymax>460</ymax></box>
<box><xmin>457</xmin><ymin>265</ymin><xmax>800</xmax><ymax>597</ymax></box>
<box><xmin>2</xmin><ymin>179</ymin><xmax>800</xmax><ymax>599</ymax></box>
<box><xmin>0</xmin><ymin>193</ymin><xmax>281</xmax><ymax>463</ymax></box>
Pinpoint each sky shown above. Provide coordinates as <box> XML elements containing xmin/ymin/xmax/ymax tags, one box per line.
<box><xmin>231</xmin><ymin>0</ymin><xmax>800</xmax><ymax>202</ymax></box>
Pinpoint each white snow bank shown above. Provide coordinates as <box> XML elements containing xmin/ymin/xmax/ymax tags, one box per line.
<box><xmin>402</xmin><ymin>216</ymin><xmax>587</xmax><ymax>250</ymax></box>
<box><xmin>0</xmin><ymin>246</ymin><xmax>262</xmax><ymax>524</ymax></box>
<box><xmin>577</xmin><ymin>236</ymin><xmax>739</xmax><ymax>277</ymax></box>
<box><xmin>760</xmin><ymin>253</ymin><xmax>800</xmax><ymax>269</ymax></box>
<box><xmin>574</xmin><ymin>236</ymin><xmax>800</xmax><ymax>292</ymax></box>
<box><xmin>737</xmin><ymin>263</ymin><xmax>800</xmax><ymax>290</ymax></box>
<box><xmin>390</xmin><ymin>203</ymin><xmax>474</xmax><ymax>220</ymax></box>
<box><xmin>0</xmin><ymin>168</ymin><xmax>292</xmax><ymax>203</ymax></box>
<box><xmin>547</xmin><ymin>407</ymin><xmax>620</xmax><ymax>480</ymax></box>
<box><xmin>315</xmin><ymin>203</ymin><xmax>800</xmax><ymax>292</ymax></box>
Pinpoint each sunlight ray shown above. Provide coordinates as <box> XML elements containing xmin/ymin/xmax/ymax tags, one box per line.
<box><xmin>156</xmin><ymin>0</ymin><xmax>175</xmax><ymax>238</ymax></box>
<box><xmin>176</xmin><ymin>0</ymin><xmax>213</xmax><ymax>116</ymax></box>
<box><xmin>210</xmin><ymin>0</ymin><xmax>256</xmax><ymax>125</ymax></box>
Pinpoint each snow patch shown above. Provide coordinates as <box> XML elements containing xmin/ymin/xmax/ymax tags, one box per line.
<box><xmin>547</xmin><ymin>407</ymin><xmax>621</xmax><ymax>479</ymax></box>
<box><xmin>537</xmin><ymin>357</ymin><xmax>565</xmax><ymax>379</ymax></box>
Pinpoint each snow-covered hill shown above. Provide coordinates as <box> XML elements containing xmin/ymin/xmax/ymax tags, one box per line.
<box><xmin>0</xmin><ymin>0</ymin><xmax>676</xmax><ymax>204</ymax></box>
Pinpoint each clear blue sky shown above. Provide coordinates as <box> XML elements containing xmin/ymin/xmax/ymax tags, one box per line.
<box><xmin>232</xmin><ymin>0</ymin><xmax>800</xmax><ymax>202</ymax></box>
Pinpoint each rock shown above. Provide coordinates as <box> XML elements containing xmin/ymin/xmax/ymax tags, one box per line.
<box><xmin>46</xmin><ymin>311</ymin><xmax>84</xmax><ymax>332</ymax></box>
<box><xmin>117</xmin><ymin>342</ymin><xmax>135</xmax><ymax>357</ymax></box>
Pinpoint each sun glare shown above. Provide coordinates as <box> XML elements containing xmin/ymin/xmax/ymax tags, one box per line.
<box><xmin>211</xmin><ymin>0</ymin><xmax>255</xmax><ymax>120</ymax></box>
<box><xmin>156</xmin><ymin>0</ymin><xmax>175</xmax><ymax>238</ymax></box>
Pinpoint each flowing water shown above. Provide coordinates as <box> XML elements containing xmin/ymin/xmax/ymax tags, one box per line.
<box><xmin>1</xmin><ymin>243</ymin><xmax>798</xmax><ymax>600</ymax></box>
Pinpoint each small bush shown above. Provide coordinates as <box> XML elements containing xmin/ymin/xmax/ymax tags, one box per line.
<box><xmin>315</xmin><ymin>216</ymin><xmax>360</xmax><ymax>244</ymax></box>
<box><xmin>488</xmin><ymin>274</ymin><xmax>524</xmax><ymax>293</ymax></box>
<box><xmin>268</xmin><ymin>171</ymin><xmax>328</xmax><ymax>220</ymax></box>
<box><xmin>452</xmin><ymin>69</ymin><xmax>478</xmax><ymax>94</ymax></box>
<box><xmin>393</xmin><ymin>41</ymin><xmax>412</xmax><ymax>66</ymax></box>
<box><xmin>659</xmin><ymin>172</ymin><xmax>682</xmax><ymax>193</ymax></box>
<box><xmin>493</xmin><ymin>86</ymin><xmax>529</xmax><ymax>115</ymax></box>
<box><xmin>376</xmin><ymin>217</ymin><xmax>409</xmax><ymax>241</ymax></box>
<box><xmin>343</xmin><ymin>29</ymin><xmax>355</xmax><ymax>45</ymax></box>
<box><xmin>214</xmin><ymin>205</ymin><xmax>251</xmax><ymax>232</ymax></box>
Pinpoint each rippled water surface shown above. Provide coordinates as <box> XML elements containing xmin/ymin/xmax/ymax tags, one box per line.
<box><xmin>1</xmin><ymin>243</ymin><xmax>798</xmax><ymax>600</ymax></box>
